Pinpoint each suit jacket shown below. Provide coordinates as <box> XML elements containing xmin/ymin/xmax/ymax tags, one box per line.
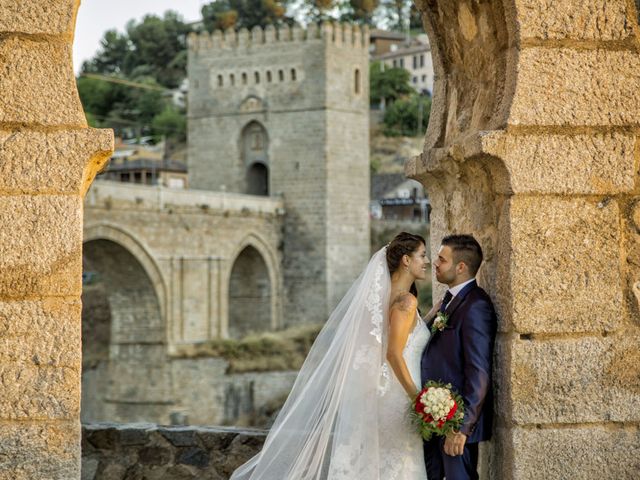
<box><xmin>421</xmin><ymin>280</ymin><xmax>497</xmax><ymax>443</ymax></box>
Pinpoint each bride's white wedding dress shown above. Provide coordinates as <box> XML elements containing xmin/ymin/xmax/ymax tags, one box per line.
<box><xmin>231</xmin><ymin>248</ymin><xmax>430</xmax><ymax>479</ymax></box>
<box><xmin>378</xmin><ymin>315</ymin><xmax>430</xmax><ymax>479</ymax></box>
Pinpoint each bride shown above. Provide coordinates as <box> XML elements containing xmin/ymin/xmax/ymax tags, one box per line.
<box><xmin>231</xmin><ymin>232</ymin><xmax>436</xmax><ymax>479</ymax></box>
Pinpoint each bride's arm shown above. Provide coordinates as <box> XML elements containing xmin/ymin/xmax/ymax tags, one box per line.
<box><xmin>386</xmin><ymin>293</ymin><xmax>419</xmax><ymax>398</ymax></box>
<box><xmin>422</xmin><ymin>301</ymin><xmax>442</xmax><ymax>324</ymax></box>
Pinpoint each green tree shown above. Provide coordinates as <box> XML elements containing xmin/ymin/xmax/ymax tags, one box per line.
<box><xmin>340</xmin><ymin>0</ymin><xmax>379</xmax><ymax>25</ymax></box>
<box><xmin>82</xmin><ymin>11</ymin><xmax>191</xmax><ymax>89</ymax></box>
<box><xmin>383</xmin><ymin>93</ymin><xmax>431</xmax><ymax>137</ymax></box>
<box><xmin>201</xmin><ymin>0</ymin><xmax>290</xmax><ymax>31</ymax></box>
<box><xmin>370</xmin><ymin>61</ymin><xmax>413</xmax><ymax>104</ymax></box>
<box><xmin>380</xmin><ymin>0</ymin><xmax>407</xmax><ymax>31</ymax></box>
<box><xmin>152</xmin><ymin>106</ymin><xmax>187</xmax><ymax>142</ymax></box>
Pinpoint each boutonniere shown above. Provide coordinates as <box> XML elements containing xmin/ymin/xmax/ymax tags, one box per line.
<box><xmin>431</xmin><ymin>312</ymin><xmax>449</xmax><ymax>334</ymax></box>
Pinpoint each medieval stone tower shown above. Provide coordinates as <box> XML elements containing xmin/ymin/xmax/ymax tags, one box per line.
<box><xmin>187</xmin><ymin>23</ymin><xmax>371</xmax><ymax>326</ymax></box>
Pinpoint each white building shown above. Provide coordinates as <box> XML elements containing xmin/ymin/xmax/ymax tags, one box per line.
<box><xmin>371</xmin><ymin>34</ymin><xmax>434</xmax><ymax>95</ymax></box>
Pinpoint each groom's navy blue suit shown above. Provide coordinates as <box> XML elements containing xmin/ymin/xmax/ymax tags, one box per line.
<box><xmin>421</xmin><ymin>280</ymin><xmax>497</xmax><ymax>480</ymax></box>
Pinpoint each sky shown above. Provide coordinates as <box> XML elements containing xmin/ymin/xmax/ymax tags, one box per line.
<box><xmin>73</xmin><ymin>0</ymin><xmax>210</xmax><ymax>73</ymax></box>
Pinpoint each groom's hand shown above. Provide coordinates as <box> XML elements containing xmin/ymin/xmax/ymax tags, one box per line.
<box><xmin>444</xmin><ymin>431</ymin><xmax>467</xmax><ymax>456</ymax></box>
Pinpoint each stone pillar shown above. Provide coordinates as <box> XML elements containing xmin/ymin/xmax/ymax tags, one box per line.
<box><xmin>0</xmin><ymin>2</ymin><xmax>113</xmax><ymax>478</ymax></box>
<box><xmin>409</xmin><ymin>1</ymin><xmax>640</xmax><ymax>478</ymax></box>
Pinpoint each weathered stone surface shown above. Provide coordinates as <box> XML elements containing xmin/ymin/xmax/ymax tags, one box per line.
<box><xmin>482</xmin><ymin>131</ymin><xmax>637</xmax><ymax>194</ymax></box>
<box><xmin>158</xmin><ymin>427</ymin><xmax>199</xmax><ymax>447</ymax></box>
<box><xmin>508</xmin><ymin>197</ymin><xmax>622</xmax><ymax>333</ymax></box>
<box><xmin>0</xmin><ymin>421</ymin><xmax>79</xmax><ymax>479</ymax></box>
<box><xmin>0</xmin><ymin>363</ymin><xmax>79</xmax><ymax>420</ymax></box>
<box><xmin>0</xmin><ymin>299</ymin><xmax>80</xmax><ymax>367</ymax></box>
<box><xmin>510</xmin><ymin>48</ymin><xmax>640</xmax><ymax>126</ymax></box>
<box><xmin>0</xmin><ymin>0</ymin><xmax>77</xmax><ymax>36</ymax></box>
<box><xmin>82</xmin><ymin>424</ymin><xmax>266</xmax><ymax>480</ymax></box>
<box><xmin>515</xmin><ymin>0</ymin><xmax>634</xmax><ymax>41</ymax></box>
<box><xmin>497</xmin><ymin>425</ymin><xmax>640</xmax><ymax>479</ymax></box>
<box><xmin>497</xmin><ymin>335</ymin><xmax>640</xmax><ymax>425</ymax></box>
<box><xmin>0</xmin><ymin>129</ymin><xmax>113</xmax><ymax>194</ymax></box>
<box><xmin>0</xmin><ymin>37</ymin><xmax>86</xmax><ymax>126</ymax></box>
<box><xmin>0</xmin><ymin>195</ymin><xmax>82</xmax><ymax>297</ymax></box>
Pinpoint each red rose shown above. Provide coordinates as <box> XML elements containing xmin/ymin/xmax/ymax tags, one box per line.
<box><xmin>437</xmin><ymin>419</ymin><xmax>445</xmax><ymax>428</ymax></box>
<box><xmin>446</xmin><ymin>401</ymin><xmax>458</xmax><ymax>420</ymax></box>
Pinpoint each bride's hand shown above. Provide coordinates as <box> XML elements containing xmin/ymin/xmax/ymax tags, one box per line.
<box><xmin>422</xmin><ymin>301</ymin><xmax>441</xmax><ymax>323</ymax></box>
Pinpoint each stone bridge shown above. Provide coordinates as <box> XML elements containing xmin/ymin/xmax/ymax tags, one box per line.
<box><xmin>82</xmin><ymin>180</ymin><xmax>294</xmax><ymax>425</ymax></box>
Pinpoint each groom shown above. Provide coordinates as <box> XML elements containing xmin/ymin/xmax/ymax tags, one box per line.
<box><xmin>421</xmin><ymin>234</ymin><xmax>497</xmax><ymax>480</ymax></box>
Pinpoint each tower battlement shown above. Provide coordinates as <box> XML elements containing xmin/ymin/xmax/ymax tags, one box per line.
<box><xmin>188</xmin><ymin>22</ymin><xmax>369</xmax><ymax>53</ymax></box>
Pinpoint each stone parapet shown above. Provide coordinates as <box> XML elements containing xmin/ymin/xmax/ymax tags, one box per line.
<box><xmin>81</xmin><ymin>423</ymin><xmax>266</xmax><ymax>480</ymax></box>
<box><xmin>188</xmin><ymin>22</ymin><xmax>369</xmax><ymax>53</ymax></box>
<box><xmin>86</xmin><ymin>180</ymin><xmax>285</xmax><ymax>216</ymax></box>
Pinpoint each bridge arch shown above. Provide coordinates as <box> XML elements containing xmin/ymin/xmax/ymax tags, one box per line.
<box><xmin>84</xmin><ymin>223</ymin><xmax>167</xmax><ymax>322</ymax></box>
<box><xmin>81</xmin><ymin>223</ymin><xmax>171</xmax><ymax>422</ymax></box>
<box><xmin>222</xmin><ymin>232</ymin><xmax>282</xmax><ymax>338</ymax></box>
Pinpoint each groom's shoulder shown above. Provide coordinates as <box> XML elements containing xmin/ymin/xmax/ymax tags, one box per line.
<box><xmin>468</xmin><ymin>284</ymin><xmax>495</xmax><ymax>308</ymax></box>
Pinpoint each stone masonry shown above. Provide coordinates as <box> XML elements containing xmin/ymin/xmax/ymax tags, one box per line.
<box><xmin>0</xmin><ymin>2</ymin><xmax>114</xmax><ymax>478</ymax></box>
<box><xmin>188</xmin><ymin>23</ymin><xmax>371</xmax><ymax>325</ymax></box>
<box><xmin>83</xmin><ymin>180</ymin><xmax>294</xmax><ymax>425</ymax></box>
<box><xmin>408</xmin><ymin>1</ymin><xmax>640</xmax><ymax>478</ymax></box>
<box><xmin>2</xmin><ymin>1</ymin><xmax>640</xmax><ymax>478</ymax></box>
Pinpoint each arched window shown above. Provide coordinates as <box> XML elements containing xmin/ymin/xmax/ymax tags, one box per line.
<box><xmin>241</xmin><ymin>121</ymin><xmax>269</xmax><ymax>196</ymax></box>
<box><xmin>278</xmin><ymin>69</ymin><xmax>284</xmax><ymax>82</ymax></box>
<box><xmin>255</xmin><ymin>71</ymin><xmax>260</xmax><ymax>84</ymax></box>
<box><xmin>230</xmin><ymin>73</ymin><xmax>235</xmax><ymax>86</ymax></box>
<box><xmin>228</xmin><ymin>246</ymin><xmax>272</xmax><ymax>339</ymax></box>
<box><xmin>242</xmin><ymin>72</ymin><xmax>247</xmax><ymax>85</ymax></box>
<box><xmin>217</xmin><ymin>74</ymin><xmax>223</xmax><ymax>87</ymax></box>
<box><xmin>267</xmin><ymin>71</ymin><xmax>272</xmax><ymax>83</ymax></box>
<box><xmin>291</xmin><ymin>68</ymin><xmax>297</xmax><ymax>81</ymax></box>
<box><xmin>354</xmin><ymin>68</ymin><xmax>361</xmax><ymax>94</ymax></box>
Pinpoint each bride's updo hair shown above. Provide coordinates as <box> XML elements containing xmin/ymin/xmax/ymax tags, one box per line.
<box><xmin>386</xmin><ymin>232</ymin><xmax>426</xmax><ymax>298</ymax></box>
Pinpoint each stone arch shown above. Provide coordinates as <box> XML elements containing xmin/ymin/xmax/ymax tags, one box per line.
<box><xmin>221</xmin><ymin>232</ymin><xmax>282</xmax><ymax>338</ymax></box>
<box><xmin>84</xmin><ymin>223</ymin><xmax>167</xmax><ymax>321</ymax></box>
<box><xmin>241</xmin><ymin>120</ymin><xmax>270</xmax><ymax>196</ymax></box>
<box><xmin>81</xmin><ymin>223</ymin><xmax>171</xmax><ymax>423</ymax></box>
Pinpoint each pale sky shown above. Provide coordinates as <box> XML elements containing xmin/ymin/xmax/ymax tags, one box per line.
<box><xmin>73</xmin><ymin>0</ymin><xmax>210</xmax><ymax>73</ymax></box>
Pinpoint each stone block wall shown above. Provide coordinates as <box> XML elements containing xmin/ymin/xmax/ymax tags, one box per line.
<box><xmin>0</xmin><ymin>2</ymin><xmax>113</xmax><ymax>478</ymax></box>
<box><xmin>410</xmin><ymin>1</ymin><xmax>640</xmax><ymax>478</ymax></box>
<box><xmin>81</xmin><ymin>424</ymin><xmax>265</xmax><ymax>480</ymax></box>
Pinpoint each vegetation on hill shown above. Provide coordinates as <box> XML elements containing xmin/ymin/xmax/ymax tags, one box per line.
<box><xmin>77</xmin><ymin>1</ymin><xmax>430</xmax><ymax>145</ymax></box>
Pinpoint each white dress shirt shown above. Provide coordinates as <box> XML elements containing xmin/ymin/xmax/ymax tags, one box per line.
<box><xmin>443</xmin><ymin>278</ymin><xmax>476</xmax><ymax>308</ymax></box>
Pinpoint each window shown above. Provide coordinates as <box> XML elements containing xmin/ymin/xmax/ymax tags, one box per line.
<box><xmin>242</xmin><ymin>72</ymin><xmax>247</xmax><ymax>85</ymax></box>
<box><xmin>291</xmin><ymin>68</ymin><xmax>297</xmax><ymax>81</ymax></box>
<box><xmin>354</xmin><ymin>68</ymin><xmax>361</xmax><ymax>94</ymax></box>
<box><xmin>278</xmin><ymin>69</ymin><xmax>284</xmax><ymax>82</ymax></box>
<box><xmin>422</xmin><ymin>75</ymin><xmax>426</xmax><ymax>82</ymax></box>
<box><xmin>399</xmin><ymin>58</ymin><xmax>404</xmax><ymax>68</ymax></box>
<box><xmin>413</xmin><ymin>56</ymin><xmax>417</xmax><ymax>69</ymax></box>
<box><xmin>252</xmin><ymin>131</ymin><xmax>264</xmax><ymax>150</ymax></box>
<box><xmin>267</xmin><ymin>71</ymin><xmax>272</xmax><ymax>83</ymax></box>
<box><xmin>230</xmin><ymin>73</ymin><xmax>235</xmax><ymax>86</ymax></box>
<box><xmin>255</xmin><ymin>71</ymin><xmax>260</xmax><ymax>84</ymax></box>
<box><xmin>392</xmin><ymin>59</ymin><xmax>397</xmax><ymax>68</ymax></box>
<box><xmin>420</xmin><ymin>54</ymin><xmax>425</xmax><ymax>68</ymax></box>
<box><xmin>217</xmin><ymin>75</ymin><xmax>223</xmax><ymax>87</ymax></box>
<box><xmin>413</xmin><ymin>76</ymin><xmax>418</xmax><ymax>84</ymax></box>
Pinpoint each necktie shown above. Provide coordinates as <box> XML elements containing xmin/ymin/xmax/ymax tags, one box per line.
<box><xmin>439</xmin><ymin>291</ymin><xmax>453</xmax><ymax>313</ymax></box>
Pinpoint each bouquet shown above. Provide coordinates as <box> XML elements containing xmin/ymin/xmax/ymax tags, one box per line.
<box><xmin>410</xmin><ymin>380</ymin><xmax>465</xmax><ymax>440</ymax></box>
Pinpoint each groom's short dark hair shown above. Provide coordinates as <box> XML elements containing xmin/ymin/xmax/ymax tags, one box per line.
<box><xmin>441</xmin><ymin>234</ymin><xmax>483</xmax><ymax>276</ymax></box>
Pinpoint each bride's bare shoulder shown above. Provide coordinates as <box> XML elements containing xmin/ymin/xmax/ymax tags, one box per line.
<box><xmin>390</xmin><ymin>292</ymin><xmax>418</xmax><ymax>313</ymax></box>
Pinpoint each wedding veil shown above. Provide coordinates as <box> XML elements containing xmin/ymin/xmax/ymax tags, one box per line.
<box><xmin>230</xmin><ymin>247</ymin><xmax>392</xmax><ymax>479</ymax></box>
